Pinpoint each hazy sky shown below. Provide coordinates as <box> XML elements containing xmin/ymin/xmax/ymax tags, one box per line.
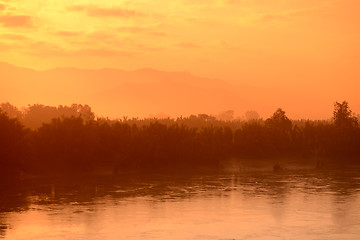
<box><xmin>0</xmin><ymin>0</ymin><xmax>359</xmax><ymax>118</ymax></box>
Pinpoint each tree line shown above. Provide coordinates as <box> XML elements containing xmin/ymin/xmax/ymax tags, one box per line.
<box><xmin>1</xmin><ymin>101</ymin><xmax>359</xmax><ymax>175</ymax></box>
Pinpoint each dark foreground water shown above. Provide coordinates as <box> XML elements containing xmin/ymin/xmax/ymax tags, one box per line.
<box><xmin>1</xmin><ymin>169</ymin><xmax>360</xmax><ymax>240</ymax></box>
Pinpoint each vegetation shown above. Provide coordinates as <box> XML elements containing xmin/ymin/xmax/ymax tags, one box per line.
<box><xmin>0</xmin><ymin>101</ymin><xmax>359</xmax><ymax>175</ymax></box>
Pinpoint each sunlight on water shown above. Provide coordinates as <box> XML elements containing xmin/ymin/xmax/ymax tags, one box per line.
<box><xmin>1</xmin><ymin>170</ymin><xmax>360</xmax><ymax>240</ymax></box>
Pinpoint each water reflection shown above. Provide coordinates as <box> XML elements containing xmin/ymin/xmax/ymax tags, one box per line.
<box><xmin>1</xmin><ymin>169</ymin><xmax>360</xmax><ymax>239</ymax></box>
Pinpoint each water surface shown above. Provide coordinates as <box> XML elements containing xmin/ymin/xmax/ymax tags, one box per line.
<box><xmin>1</xmin><ymin>169</ymin><xmax>360</xmax><ymax>239</ymax></box>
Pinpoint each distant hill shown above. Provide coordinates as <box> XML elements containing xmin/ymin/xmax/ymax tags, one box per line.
<box><xmin>0</xmin><ymin>62</ymin><xmax>266</xmax><ymax>118</ymax></box>
<box><xmin>0</xmin><ymin>62</ymin><xmax>343</xmax><ymax>119</ymax></box>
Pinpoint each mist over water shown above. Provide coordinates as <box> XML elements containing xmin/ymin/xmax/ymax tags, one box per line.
<box><xmin>1</xmin><ymin>168</ymin><xmax>360</xmax><ymax>240</ymax></box>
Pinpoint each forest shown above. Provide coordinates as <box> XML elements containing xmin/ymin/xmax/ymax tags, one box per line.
<box><xmin>0</xmin><ymin>101</ymin><xmax>359</xmax><ymax>176</ymax></box>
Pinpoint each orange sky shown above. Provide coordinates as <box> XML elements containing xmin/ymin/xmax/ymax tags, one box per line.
<box><xmin>0</xmin><ymin>0</ymin><xmax>359</xmax><ymax>118</ymax></box>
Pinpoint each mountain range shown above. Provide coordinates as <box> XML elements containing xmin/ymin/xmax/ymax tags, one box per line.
<box><xmin>0</xmin><ymin>62</ymin><xmax>345</xmax><ymax>119</ymax></box>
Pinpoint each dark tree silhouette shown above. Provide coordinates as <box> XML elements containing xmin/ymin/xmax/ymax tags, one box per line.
<box><xmin>333</xmin><ymin>101</ymin><xmax>358</xmax><ymax>129</ymax></box>
<box><xmin>0</xmin><ymin>101</ymin><xmax>360</xmax><ymax>176</ymax></box>
<box><xmin>0</xmin><ymin>102</ymin><xmax>23</xmax><ymax>120</ymax></box>
<box><xmin>265</xmin><ymin>108</ymin><xmax>292</xmax><ymax>132</ymax></box>
<box><xmin>0</xmin><ymin>110</ymin><xmax>27</xmax><ymax>174</ymax></box>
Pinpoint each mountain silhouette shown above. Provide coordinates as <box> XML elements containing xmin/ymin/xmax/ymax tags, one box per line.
<box><xmin>1</xmin><ymin>62</ymin><xmax>266</xmax><ymax>118</ymax></box>
<box><xmin>0</xmin><ymin>62</ymin><xmax>339</xmax><ymax>119</ymax></box>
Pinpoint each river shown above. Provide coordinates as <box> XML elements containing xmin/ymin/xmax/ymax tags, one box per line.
<box><xmin>1</xmin><ymin>169</ymin><xmax>360</xmax><ymax>239</ymax></box>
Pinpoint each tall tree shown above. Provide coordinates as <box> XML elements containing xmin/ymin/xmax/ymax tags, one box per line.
<box><xmin>333</xmin><ymin>101</ymin><xmax>358</xmax><ymax>128</ymax></box>
<box><xmin>265</xmin><ymin>108</ymin><xmax>292</xmax><ymax>132</ymax></box>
